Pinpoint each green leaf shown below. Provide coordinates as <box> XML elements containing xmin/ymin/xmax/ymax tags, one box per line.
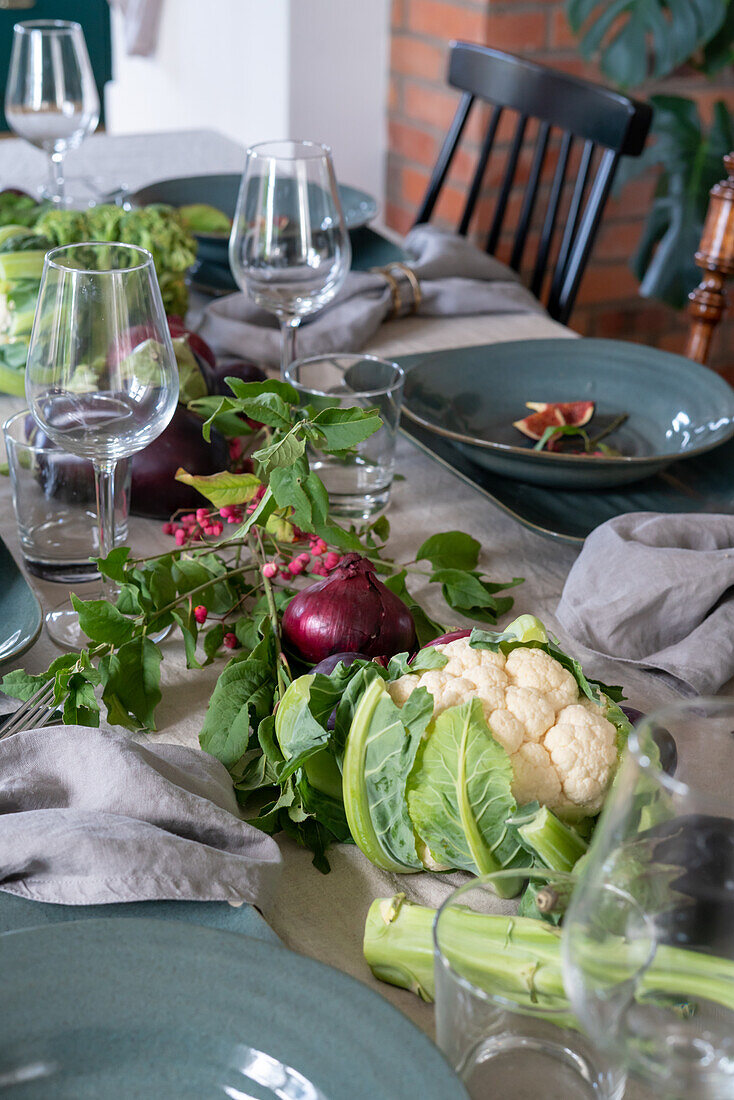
<box><xmin>252</xmin><ymin>427</ymin><xmax>306</xmax><ymax>478</ymax></box>
<box><xmin>199</xmin><ymin>630</ymin><xmax>277</xmax><ymax>768</ymax></box>
<box><xmin>96</xmin><ymin>546</ymin><xmax>132</xmax><ymax>584</ymax></box>
<box><xmin>343</xmin><ymin>677</ymin><xmax>433</xmax><ymax>872</ymax></box>
<box><xmin>100</xmin><ymin>636</ymin><xmax>162</xmax><ymax>731</ymax></box>
<box><xmin>310</xmin><ymin>405</ymin><xmax>382</xmax><ymax>451</ymax></box>
<box><xmin>406</xmin><ymin>699</ymin><xmax>523</xmax><ymax>887</ymax></box>
<box><xmin>174</xmin><ymin>469</ymin><xmax>262</xmax><ymax>508</ymax></box>
<box><xmin>171</xmin><ymin>607</ymin><xmax>200</xmax><ymax>669</ymax></box>
<box><xmin>203</xmin><ymin>622</ymin><xmax>225</xmax><ymax>663</ymax></box>
<box><xmin>416</xmin><ymin>531</ymin><xmax>480</xmax><ymax>572</ymax></box>
<box><xmin>224</xmin><ymin>384</ymin><xmax>295</xmax><ymax>429</ymax></box>
<box><xmin>70</xmin><ymin>596</ymin><xmax>136</xmax><ymax>647</ymax></box>
<box><xmin>387</xmin><ymin>646</ymin><xmax>448</xmax><ymax>679</ymax></box>
<box><xmin>430</xmin><ymin>568</ymin><xmax>522</xmax><ymax>624</ymax></box>
<box><xmin>383</xmin><ymin>570</ymin><xmax>446</xmax><ymax>647</ymax></box>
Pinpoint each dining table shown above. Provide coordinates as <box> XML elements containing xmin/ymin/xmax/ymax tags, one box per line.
<box><xmin>0</xmin><ymin>128</ymin><xmax>713</xmax><ymax>1068</ymax></box>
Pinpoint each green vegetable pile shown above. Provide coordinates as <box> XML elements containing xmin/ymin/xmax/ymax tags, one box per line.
<box><xmin>0</xmin><ymin>191</ymin><xmax>196</xmax><ymax>395</ymax></box>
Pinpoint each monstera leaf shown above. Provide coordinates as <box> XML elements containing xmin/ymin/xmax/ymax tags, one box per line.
<box><xmin>566</xmin><ymin>0</ymin><xmax>730</xmax><ymax>86</ymax></box>
<box><xmin>615</xmin><ymin>96</ymin><xmax>734</xmax><ymax>308</ymax></box>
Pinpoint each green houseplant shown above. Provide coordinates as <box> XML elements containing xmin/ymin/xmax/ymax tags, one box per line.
<box><xmin>566</xmin><ymin>0</ymin><xmax>734</xmax><ymax>308</ymax></box>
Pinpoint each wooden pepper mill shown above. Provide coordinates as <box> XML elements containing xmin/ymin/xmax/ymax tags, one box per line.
<box><xmin>686</xmin><ymin>152</ymin><xmax>734</xmax><ymax>366</ymax></box>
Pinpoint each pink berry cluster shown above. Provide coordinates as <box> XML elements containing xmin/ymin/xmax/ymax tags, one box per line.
<box><xmin>163</xmin><ymin>508</ymin><xmax>224</xmax><ymax>547</ymax></box>
<box><xmin>192</xmin><ymin>604</ymin><xmax>238</xmax><ymax>650</ymax></box>
<box><xmin>261</xmin><ymin>537</ymin><xmax>342</xmax><ymax>581</ymax></box>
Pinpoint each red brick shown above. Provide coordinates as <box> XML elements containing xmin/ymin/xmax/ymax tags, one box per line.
<box><xmin>605</xmin><ymin>176</ymin><xmax>656</xmax><ymax>219</ymax></box>
<box><xmin>401</xmin><ymin>164</ymin><xmax>432</xmax><ymax>207</ymax></box>
<box><xmin>574</xmin><ymin>262</ymin><xmax>641</xmax><ymax>305</ymax></box>
<box><xmin>484</xmin><ymin>10</ymin><xmax>547</xmax><ymax>52</ymax></box>
<box><xmin>404</xmin><ymin>80</ymin><xmax>464</xmax><ymax>130</ymax></box>
<box><xmin>385</xmin><ymin>201</ymin><xmax>414</xmax><ymax>234</ymax></box>
<box><xmin>545</xmin><ymin>55</ymin><xmax>602</xmax><ymax>82</ymax></box>
<box><xmin>406</xmin><ymin>0</ymin><xmax>488</xmax><ymax>43</ymax></box>
<box><xmin>388</xmin><ymin>77</ymin><xmax>400</xmax><ymax>113</ymax></box>
<box><xmin>391</xmin><ymin>34</ymin><xmax>447</xmax><ymax>81</ymax></box>
<box><xmin>389</xmin><ymin>120</ymin><xmax>439</xmax><ymax>167</ymax></box>
<box><xmin>392</xmin><ymin>0</ymin><xmax>408</xmax><ymax>31</ymax></box>
<box><xmin>549</xmin><ymin>7</ymin><xmax>578</xmax><ymax>49</ymax></box>
<box><xmin>594</xmin><ymin>219</ymin><xmax>644</xmax><ymax>260</ymax></box>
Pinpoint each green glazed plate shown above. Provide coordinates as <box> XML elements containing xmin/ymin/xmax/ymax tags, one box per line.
<box><xmin>0</xmin><ymin>918</ymin><xmax>466</xmax><ymax>1099</ymax></box>
<box><xmin>0</xmin><ymin>536</ymin><xmax>42</xmax><ymax>665</ymax></box>
<box><xmin>402</xmin><ymin>418</ymin><xmax>734</xmax><ymax>544</ymax></box>
<box><xmin>400</xmin><ymin>340</ymin><xmax>734</xmax><ymax>489</ymax></box>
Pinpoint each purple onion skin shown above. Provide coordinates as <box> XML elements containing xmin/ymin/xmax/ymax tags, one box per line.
<box><xmin>282</xmin><ymin>554</ymin><xmax>416</xmax><ymax>665</ymax></box>
<box><xmin>621</xmin><ymin>705</ymin><xmax>677</xmax><ymax>777</ymax></box>
<box><xmin>311</xmin><ymin>652</ymin><xmax>370</xmax><ymax>676</ymax></box>
<box><xmin>421</xmin><ymin>629</ymin><xmax>472</xmax><ymax>649</ymax></box>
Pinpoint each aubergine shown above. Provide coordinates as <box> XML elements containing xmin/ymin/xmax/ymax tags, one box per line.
<box><xmin>211</xmin><ymin>359</ymin><xmax>267</xmax><ymax>396</ymax></box>
<box><xmin>130</xmin><ymin>405</ymin><xmax>228</xmax><ymax>518</ymax></box>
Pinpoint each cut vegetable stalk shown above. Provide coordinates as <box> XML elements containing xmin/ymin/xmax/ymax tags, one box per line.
<box><xmin>0</xmin><ymin>251</ymin><xmax>46</xmax><ymax>282</ymax></box>
<box><xmin>516</xmin><ymin>805</ymin><xmax>588</xmax><ymax>872</ymax></box>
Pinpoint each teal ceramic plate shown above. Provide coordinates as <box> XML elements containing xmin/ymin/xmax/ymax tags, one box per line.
<box><xmin>403</xmin><ymin>419</ymin><xmax>734</xmax><ymax>544</ymax></box>
<box><xmin>0</xmin><ymin>537</ymin><xmax>42</xmax><ymax>665</ymax></box>
<box><xmin>400</xmin><ymin>340</ymin><xmax>734</xmax><ymax>489</ymax></box>
<box><xmin>0</xmin><ymin>918</ymin><xmax>465</xmax><ymax>1099</ymax></box>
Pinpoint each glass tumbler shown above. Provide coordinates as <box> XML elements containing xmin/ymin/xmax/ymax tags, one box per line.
<box><xmin>434</xmin><ymin>871</ymin><xmax>627</xmax><ymax>1100</ymax></box>
<box><xmin>285</xmin><ymin>354</ymin><xmax>404</xmax><ymax>521</ymax></box>
<box><xmin>4</xmin><ymin>410</ymin><xmax>129</xmax><ymax>583</ymax></box>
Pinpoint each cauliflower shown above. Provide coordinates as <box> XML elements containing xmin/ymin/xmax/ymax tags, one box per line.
<box><xmin>388</xmin><ymin>635</ymin><xmax>620</xmax><ymax>819</ymax></box>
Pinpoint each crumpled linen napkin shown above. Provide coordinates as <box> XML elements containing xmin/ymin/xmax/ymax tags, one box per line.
<box><xmin>556</xmin><ymin>512</ymin><xmax>734</xmax><ymax>695</ymax></box>
<box><xmin>0</xmin><ymin>725</ymin><xmax>281</xmax><ymax>907</ymax></box>
<box><xmin>199</xmin><ymin>223</ymin><xmax>545</xmax><ymax>366</ymax></box>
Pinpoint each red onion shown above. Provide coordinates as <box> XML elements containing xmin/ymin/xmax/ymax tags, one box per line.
<box><xmin>422</xmin><ymin>629</ymin><xmax>472</xmax><ymax>648</ymax></box>
<box><xmin>282</xmin><ymin>554</ymin><xmax>416</xmax><ymax>664</ymax></box>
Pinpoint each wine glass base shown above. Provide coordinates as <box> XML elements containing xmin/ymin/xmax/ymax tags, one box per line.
<box><xmin>36</xmin><ymin>176</ymin><xmax>127</xmax><ymax>208</ymax></box>
<box><xmin>45</xmin><ymin>599</ymin><xmax>171</xmax><ymax>652</ymax></box>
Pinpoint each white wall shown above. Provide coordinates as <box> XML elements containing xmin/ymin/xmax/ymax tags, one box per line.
<box><xmin>106</xmin><ymin>0</ymin><xmax>390</xmax><ymax>213</ymax></box>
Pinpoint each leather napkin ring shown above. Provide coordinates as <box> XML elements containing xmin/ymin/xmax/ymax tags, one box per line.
<box><xmin>371</xmin><ymin>262</ymin><xmax>422</xmax><ymax>319</ymax></box>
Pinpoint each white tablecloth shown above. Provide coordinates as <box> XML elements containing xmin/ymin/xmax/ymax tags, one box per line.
<box><xmin>0</xmin><ymin>133</ymin><xmax>694</xmax><ymax>1070</ymax></box>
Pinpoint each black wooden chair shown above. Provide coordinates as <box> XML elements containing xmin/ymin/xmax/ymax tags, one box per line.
<box><xmin>414</xmin><ymin>42</ymin><xmax>653</xmax><ymax>324</ymax></box>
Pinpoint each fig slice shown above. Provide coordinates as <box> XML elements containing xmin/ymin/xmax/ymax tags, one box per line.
<box><xmin>525</xmin><ymin>400</ymin><xmax>595</xmax><ymax>426</ymax></box>
<box><xmin>513</xmin><ymin>407</ymin><xmax>565</xmax><ymax>440</ymax></box>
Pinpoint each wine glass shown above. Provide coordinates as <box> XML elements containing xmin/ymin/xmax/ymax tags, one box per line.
<box><xmin>562</xmin><ymin>699</ymin><xmax>734</xmax><ymax>1100</ymax></box>
<box><xmin>25</xmin><ymin>242</ymin><xmax>179</xmax><ymax>648</ymax></box>
<box><xmin>5</xmin><ymin>20</ymin><xmax>100</xmax><ymax>207</ymax></box>
<box><xmin>229</xmin><ymin>140</ymin><xmax>352</xmax><ymax>380</ymax></box>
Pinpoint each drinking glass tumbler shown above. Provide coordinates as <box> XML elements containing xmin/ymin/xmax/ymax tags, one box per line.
<box><xmin>285</xmin><ymin>353</ymin><xmax>404</xmax><ymax>521</ymax></box>
<box><xmin>434</xmin><ymin>871</ymin><xmax>627</xmax><ymax>1100</ymax></box>
<box><xmin>229</xmin><ymin>140</ymin><xmax>351</xmax><ymax>380</ymax></box>
<box><xmin>5</xmin><ymin>20</ymin><xmax>99</xmax><ymax>206</ymax></box>
<box><xmin>563</xmin><ymin>699</ymin><xmax>734</xmax><ymax>1100</ymax></box>
<box><xmin>4</xmin><ymin>410</ymin><xmax>130</xmax><ymax>583</ymax></box>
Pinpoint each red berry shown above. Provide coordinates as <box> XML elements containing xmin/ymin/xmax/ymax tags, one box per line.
<box><xmin>223</xmin><ymin>632</ymin><xmax>238</xmax><ymax>649</ymax></box>
<box><xmin>174</xmin><ymin>529</ymin><xmax>187</xmax><ymax>546</ymax></box>
<box><xmin>194</xmin><ymin>605</ymin><xmax>208</xmax><ymax>624</ymax></box>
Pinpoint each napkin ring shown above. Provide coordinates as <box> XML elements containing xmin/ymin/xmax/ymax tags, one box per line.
<box><xmin>371</xmin><ymin>262</ymin><xmax>422</xmax><ymax>319</ymax></box>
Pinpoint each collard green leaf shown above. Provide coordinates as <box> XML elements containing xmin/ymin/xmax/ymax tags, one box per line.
<box><xmin>70</xmin><ymin>595</ymin><xmax>135</xmax><ymax>647</ymax></box>
<box><xmin>416</xmin><ymin>531</ymin><xmax>480</xmax><ymax>572</ymax></box>
<box><xmin>99</xmin><ymin>636</ymin><xmax>162</xmax><ymax>731</ymax></box>
<box><xmin>406</xmin><ymin>699</ymin><xmax>520</xmax><ymax>879</ymax></box>
<box><xmin>343</xmin><ymin>678</ymin><xmax>433</xmax><ymax>871</ymax></box>
<box><xmin>174</xmin><ymin>469</ymin><xmax>262</xmax><ymax>508</ymax></box>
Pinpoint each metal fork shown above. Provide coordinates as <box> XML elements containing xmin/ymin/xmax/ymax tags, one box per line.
<box><xmin>0</xmin><ymin>680</ymin><xmax>58</xmax><ymax>740</ymax></box>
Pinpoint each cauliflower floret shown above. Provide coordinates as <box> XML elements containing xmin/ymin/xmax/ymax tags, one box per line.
<box><xmin>505</xmin><ymin>685</ymin><xmax>555</xmax><ymax>741</ymax></box>
<box><xmin>510</xmin><ymin>742</ymin><xmax>562</xmax><ymax>806</ymax></box>
<box><xmin>418</xmin><ymin>670</ymin><xmax>478</xmax><ymax>716</ymax></box>
<box><xmin>505</xmin><ymin>647</ymin><xmax>578</xmax><ymax>712</ymax></box>
<box><xmin>487</xmin><ymin>708</ymin><xmax>525</xmax><ymax>755</ymax></box>
<box><xmin>387</xmin><ymin>674</ymin><xmax>420</xmax><ymax>708</ymax></box>
<box><xmin>438</xmin><ymin>640</ymin><xmax>507</xmax><ymax>681</ymax></box>
<box><xmin>544</xmin><ymin>703</ymin><xmax>618</xmax><ymax>814</ymax></box>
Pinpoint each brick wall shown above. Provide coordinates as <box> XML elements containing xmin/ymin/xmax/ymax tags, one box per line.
<box><xmin>387</xmin><ymin>0</ymin><xmax>734</xmax><ymax>374</ymax></box>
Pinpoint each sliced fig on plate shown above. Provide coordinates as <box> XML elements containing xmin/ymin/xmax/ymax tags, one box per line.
<box><xmin>525</xmin><ymin>400</ymin><xmax>595</xmax><ymax>426</ymax></box>
<box><xmin>513</xmin><ymin>407</ymin><xmax>565</xmax><ymax>441</ymax></box>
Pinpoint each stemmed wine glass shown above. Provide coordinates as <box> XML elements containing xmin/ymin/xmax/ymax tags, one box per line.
<box><xmin>229</xmin><ymin>140</ymin><xmax>352</xmax><ymax>380</ymax></box>
<box><xmin>562</xmin><ymin>699</ymin><xmax>734</xmax><ymax>1100</ymax></box>
<box><xmin>25</xmin><ymin>242</ymin><xmax>179</xmax><ymax>648</ymax></box>
<box><xmin>5</xmin><ymin>20</ymin><xmax>99</xmax><ymax>206</ymax></box>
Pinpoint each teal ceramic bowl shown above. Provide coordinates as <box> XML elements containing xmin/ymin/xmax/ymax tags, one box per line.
<box><xmin>0</xmin><ymin>918</ymin><xmax>466</xmax><ymax>1099</ymax></box>
<box><xmin>0</xmin><ymin>536</ymin><xmax>41</xmax><ymax>666</ymax></box>
<box><xmin>401</xmin><ymin>339</ymin><xmax>734</xmax><ymax>489</ymax></box>
<box><xmin>128</xmin><ymin>172</ymin><xmax>378</xmax><ymax>267</ymax></box>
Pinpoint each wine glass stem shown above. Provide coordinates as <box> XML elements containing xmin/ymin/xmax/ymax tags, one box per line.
<box><xmin>93</xmin><ymin>459</ymin><xmax>117</xmax><ymax>595</ymax></box>
<box><xmin>48</xmin><ymin>151</ymin><xmax>66</xmax><ymax>204</ymax></box>
<box><xmin>280</xmin><ymin>317</ymin><xmax>300</xmax><ymax>381</ymax></box>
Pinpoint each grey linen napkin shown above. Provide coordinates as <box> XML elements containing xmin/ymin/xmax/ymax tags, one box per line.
<box><xmin>556</xmin><ymin>513</ymin><xmax>734</xmax><ymax>695</ymax></box>
<box><xmin>0</xmin><ymin>725</ymin><xmax>281</xmax><ymax>906</ymax></box>
<box><xmin>199</xmin><ymin>224</ymin><xmax>544</xmax><ymax>366</ymax></box>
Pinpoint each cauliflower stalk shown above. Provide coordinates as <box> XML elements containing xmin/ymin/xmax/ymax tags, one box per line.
<box><xmin>388</xmin><ymin>622</ymin><xmax>625</xmax><ymax>822</ymax></box>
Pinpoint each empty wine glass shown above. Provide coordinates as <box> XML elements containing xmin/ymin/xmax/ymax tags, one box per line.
<box><xmin>229</xmin><ymin>140</ymin><xmax>352</xmax><ymax>380</ymax></box>
<box><xmin>562</xmin><ymin>699</ymin><xmax>734</xmax><ymax>1100</ymax></box>
<box><xmin>25</xmin><ymin>242</ymin><xmax>179</xmax><ymax>647</ymax></box>
<box><xmin>5</xmin><ymin>20</ymin><xmax>100</xmax><ymax>206</ymax></box>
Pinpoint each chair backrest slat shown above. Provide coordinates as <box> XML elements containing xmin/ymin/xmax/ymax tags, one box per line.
<box><xmin>458</xmin><ymin>104</ymin><xmax>503</xmax><ymax>236</ymax></box>
<box><xmin>511</xmin><ymin>120</ymin><xmax>551</xmax><ymax>271</ymax></box>
<box><xmin>551</xmin><ymin>146</ymin><xmax>620</xmax><ymax>323</ymax></box>
<box><xmin>412</xmin><ymin>42</ymin><xmax>652</xmax><ymax>320</ymax></box>
<box><xmin>414</xmin><ymin>91</ymin><xmax>474</xmax><ymax>225</ymax></box>
<box><xmin>548</xmin><ymin>138</ymin><xmax>595</xmax><ymax>312</ymax></box>
<box><xmin>486</xmin><ymin>114</ymin><xmax>527</xmax><ymax>255</ymax></box>
<box><xmin>531</xmin><ymin>129</ymin><xmax>573</xmax><ymax>298</ymax></box>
